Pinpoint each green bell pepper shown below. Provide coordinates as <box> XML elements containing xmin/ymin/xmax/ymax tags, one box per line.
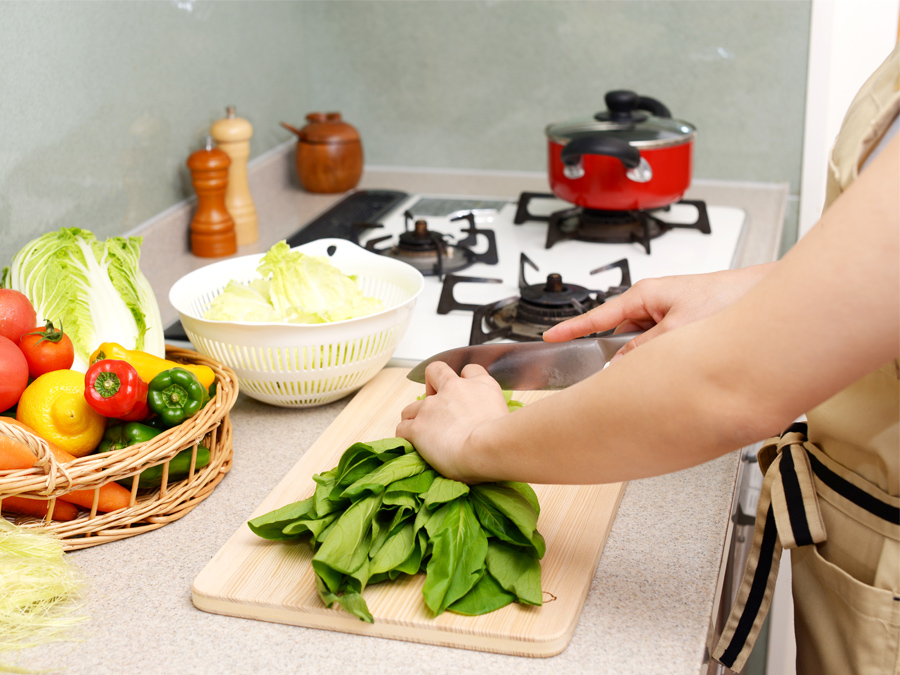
<box><xmin>124</xmin><ymin>446</ymin><xmax>211</xmax><ymax>488</ymax></box>
<box><xmin>97</xmin><ymin>421</ymin><xmax>211</xmax><ymax>488</ymax></box>
<box><xmin>143</xmin><ymin>415</ymin><xmax>170</xmax><ymax>431</ymax></box>
<box><xmin>147</xmin><ymin>367</ymin><xmax>209</xmax><ymax>428</ymax></box>
<box><xmin>98</xmin><ymin>421</ymin><xmax>162</xmax><ymax>453</ymax></box>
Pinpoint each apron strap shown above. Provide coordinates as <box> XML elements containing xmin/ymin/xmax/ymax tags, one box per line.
<box><xmin>711</xmin><ymin>422</ymin><xmax>827</xmax><ymax>671</ymax></box>
<box><xmin>711</xmin><ymin>421</ymin><xmax>899</xmax><ymax>670</ymax></box>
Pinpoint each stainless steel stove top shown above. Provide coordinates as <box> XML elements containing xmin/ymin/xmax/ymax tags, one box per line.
<box><xmin>354</xmin><ymin>193</ymin><xmax>745</xmax><ymax>366</ymax></box>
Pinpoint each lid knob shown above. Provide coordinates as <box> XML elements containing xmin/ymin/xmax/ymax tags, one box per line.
<box><xmin>605</xmin><ymin>90</ymin><xmax>639</xmax><ymax>122</ymax></box>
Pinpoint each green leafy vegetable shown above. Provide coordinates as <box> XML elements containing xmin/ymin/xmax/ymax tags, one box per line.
<box><xmin>448</xmin><ymin>570</ymin><xmax>515</xmax><ymax>616</ymax></box>
<box><xmin>204</xmin><ymin>241</ymin><xmax>384</xmax><ymax>324</ymax></box>
<box><xmin>421</xmin><ymin>499</ymin><xmax>488</xmax><ymax>615</ymax></box>
<box><xmin>2</xmin><ymin>227</ymin><xmax>165</xmax><ymax>372</ymax></box>
<box><xmin>247</xmin><ymin>394</ymin><xmax>544</xmax><ymax>623</ymax></box>
<box><xmin>422</xmin><ymin>476</ymin><xmax>470</xmax><ymax>507</ymax></box>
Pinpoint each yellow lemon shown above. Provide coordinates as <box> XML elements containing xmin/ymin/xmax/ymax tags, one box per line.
<box><xmin>17</xmin><ymin>369</ymin><xmax>106</xmax><ymax>457</ymax></box>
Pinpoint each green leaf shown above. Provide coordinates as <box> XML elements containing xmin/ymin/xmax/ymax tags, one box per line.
<box><xmin>485</xmin><ymin>541</ymin><xmax>543</xmax><ymax>606</ymax></box>
<box><xmin>386</xmin><ymin>505</ymin><xmax>415</xmax><ymax>534</ymax></box>
<box><xmin>447</xmin><ymin>571</ymin><xmax>516</xmax><ymax>616</ymax></box>
<box><xmin>313</xmin><ymin>516</ymin><xmax>340</xmax><ymax>547</ymax></box>
<box><xmin>340</xmin><ymin>452</ymin><xmax>428</xmax><ymax>500</ymax></box>
<box><xmin>471</xmin><ymin>494</ymin><xmax>533</xmax><ymax>549</ymax></box>
<box><xmin>333</xmin><ymin>457</ymin><xmax>383</xmax><ymax>494</ymax></box>
<box><xmin>393</xmin><ymin>530</ymin><xmax>426</xmax><ymax>576</ymax></box>
<box><xmin>344</xmin><ymin>551</ymin><xmax>372</xmax><ymax>594</ymax></box>
<box><xmin>315</xmin><ymin>575</ymin><xmax>373</xmax><ymax>623</ymax></box>
<box><xmin>385</xmin><ymin>469</ymin><xmax>436</xmax><ymax>495</ymax></box>
<box><xmin>471</xmin><ymin>484</ymin><xmax>544</xmax><ymax>558</ymax></box>
<box><xmin>422</xmin><ymin>476</ymin><xmax>470</xmax><ymax>508</ymax></box>
<box><xmin>382</xmin><ymin>492</ymin><xmax>419</xmax><ymax>510</ymax></box>
<box><xmin>422</xmin><ymin>499</ymin><xmax>488</xmax><ymax>616</ymax></box>
<box><xmin>370</xmin><ymin>523</ymin><xmax>416</xmax><ymax>576</ymax></box>
<box><xmin>335</xmin><ymin>590</ymin><xmax>374</xmax><ymax>623</ymax></box>
<box><xmin>313</xmin><ymin>494</ymin><xmax>382</xmax><ymax>589</ymax></box>
<box><xmin>315</xmin><ymin>559</ymin><xmax>344</xmax><ymax>594</ymax></box>
<box><xmin>312</xmin><ymin>469</ymin><xmax>343</xmax><ymax>517</ymax></box>
<box><xmin>501</xmin><ymin>481</ymin><xmax>541</xmax><ymax>518</ymax></box>
<box><xmin>501</xmin><ymin>390</ymin><xmax>525</xmax><ymax>412</ymax></box>
<box><xmin>282</xmin><ymin>512</ymin><xmax>338</xmax><ymax>539</ymax></box>
<box><xmin>247</xmin><ymin>497</ymin><xmax>316</xmax><ymax>540</ymax></box>
<box><xmin>368</xmin><ymin>509</ymin><xmax>399</xmax><ymax>559</ymax></box>
<box><xmin>332</xmin><ymin>443</ymin><xmax>375</xmax><ymax>478</ymax></box>
<box><xmin>364</xmin><ymin>437</ymin><xmax>414</xmax><ymax>455</ymax></box>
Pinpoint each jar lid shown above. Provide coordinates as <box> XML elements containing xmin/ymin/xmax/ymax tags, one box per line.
<box><xmin>299</xmin><ymin>112</ymin><xmax>360</xmax><ymax>144</ymax></box>
<box><xmin>546</xmin><ymin>91</ymin><xmax>695</xmax><ymax>149</ymax></box>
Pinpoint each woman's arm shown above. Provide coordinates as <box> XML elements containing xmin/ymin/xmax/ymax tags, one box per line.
<box><xmin>397</xmin><ymin>134</ymin><xmax>899</xmax><ymax>485</ymax></box>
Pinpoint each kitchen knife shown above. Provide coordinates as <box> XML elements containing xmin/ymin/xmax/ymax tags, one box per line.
<box><xmin>406</xmin><ymin>332</ymin><xmax>641</xmax><ymax>390</ymax></box>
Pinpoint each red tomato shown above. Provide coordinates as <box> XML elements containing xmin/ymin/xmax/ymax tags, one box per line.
<box><xmin>0</xmin><ymin>335</ymin><xmax>29</xmax><ymax>412</ymax></box>
<box><xmin>0</xmin><ymin>289</ymin><xmax>37</xmax><ymax>344</ymax></box>
<box><xmin>18</xmin><ymin>321</ymin><xmax>75</xmax><ymax>378</ymax></box>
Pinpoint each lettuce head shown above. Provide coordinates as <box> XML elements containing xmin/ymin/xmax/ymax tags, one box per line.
<box><xmin>203</xmin><ymin>241</ymin><xmax>383</xmax><ymax>324</ymax></box>
<box><xmin>2</xmin><ymin>227</ymin><xmax>165</xmax><ymax>372</ymax></box>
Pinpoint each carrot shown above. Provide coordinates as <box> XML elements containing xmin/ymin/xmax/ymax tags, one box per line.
<box><xmin>1</xmin><ymin>495</ymin><xmax>79</xmax><ymax>521</ymax></box>
<box><xmin>0</xmin><ymin>432</ymin><xmax>39</xmax><ymax>470</ymax></box>
<box><xmin>1</xmin><ymin>418</ymin><xmax>133</xmax><ymax>513</ymax></box>
<box><xmin>1</xmin><ymin>417</ymin><xmax>76</xmax><ymax>465</ymax></box>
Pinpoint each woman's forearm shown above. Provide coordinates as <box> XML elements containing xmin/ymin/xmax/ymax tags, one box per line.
<box><xmin>465</xmin><ymin>313</ymin><xmax>791</xmax><ymax>485</ymax></box>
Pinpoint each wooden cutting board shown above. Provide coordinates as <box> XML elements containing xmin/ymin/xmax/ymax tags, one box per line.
<box><xmin>192</xmin><ymin>368</ymin><xmax>625</xmax><ymax>657</ymax></box>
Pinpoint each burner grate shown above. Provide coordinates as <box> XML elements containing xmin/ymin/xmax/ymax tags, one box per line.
<box><xmin>363</xmin><ymin>211</ymin><xmax>498</xmax><ymax>278</ymax></box>
<box><xmin>515</xmin><ymin>192</ymin><xmax>711</xmax><ymax>254</ymax></box>
<box><xmin>438</xmin><ymin>253</ymin><xmax>631</xmax><ymax>345</ymax></box>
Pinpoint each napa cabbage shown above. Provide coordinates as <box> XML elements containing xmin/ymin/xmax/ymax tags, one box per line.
<box><xmin>204</xmin><ymin>241</ymin><xmax>383</xmax><ymax>324</ymax></box>
<box><xmin>1</xmin><ymin>227</ymin><xmax>165</xmax><ymax>372</ymax></box>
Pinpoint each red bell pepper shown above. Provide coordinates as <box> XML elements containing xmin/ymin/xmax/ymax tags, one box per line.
<box><xmin>84</xmin><ymin>359</ymin><xmax>149</xmax><ymax>421</ymax></box>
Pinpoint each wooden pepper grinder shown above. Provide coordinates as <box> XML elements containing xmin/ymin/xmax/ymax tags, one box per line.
<box><xmin>211</xmin><ymin>106</ymin><xmax>259</xmax><ymax>245</ymax></box>
<box><xmin>187</xmin><ymin>136</ymin><xmax>238</xmax><ymax>258</ymax></box>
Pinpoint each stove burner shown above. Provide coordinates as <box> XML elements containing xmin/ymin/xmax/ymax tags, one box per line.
<box><xmin>361</xmin><ymin>211</ymin><xmax>498</xmax><ymax>278</ymax></box>
<box><xmin>514</xmin><ymin>192</ymin><xmax>711</xmax><ymax>254</ymax></box>
<box><xmin>438</xmin><ymin>253</ymin><xmax>631</xmax><ymax>345</ymax></box>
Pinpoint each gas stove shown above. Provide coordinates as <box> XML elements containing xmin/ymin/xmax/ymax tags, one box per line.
<box><xmin>163</xmin><ymin>190</ymin><xmax>745</xmax><ymax>367</ymax></box>
<box><xmin>347</xmin><ymin>192</ymin><xmax>745</xmax><ymax>366</ymax></box>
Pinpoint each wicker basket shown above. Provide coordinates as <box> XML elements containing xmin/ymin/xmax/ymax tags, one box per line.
<box><xmin>0</xmin><ymin>346</ymin><xmax>238</xmax><ymax>550</ymax></box>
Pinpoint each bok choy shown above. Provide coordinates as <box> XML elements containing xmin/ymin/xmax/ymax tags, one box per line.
<box><xmin>2</xmin><ymin>227</ymin><xmax>165</xmax><ymax>372</ymax></box>
<box><xmin>248</xmin><ymin>396</ymin><xmax>543</xmax><ymax>622</ymax></box>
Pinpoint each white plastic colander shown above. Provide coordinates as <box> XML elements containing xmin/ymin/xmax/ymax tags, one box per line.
<box><xmin>169</xmin><ymin>238</ymin><xmax>424</xmax><ymax>407</ymax></box>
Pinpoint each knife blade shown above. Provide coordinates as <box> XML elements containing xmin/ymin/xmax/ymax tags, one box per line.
<box><xmin>406</xmin><ymin>332</ymin><xmax>641</xmax><ymax>390</ymax></box>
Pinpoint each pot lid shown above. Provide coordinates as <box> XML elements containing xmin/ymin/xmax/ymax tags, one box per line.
<box><xmin>546</xmin><ymin>91</ymin><xmax>695</xmax><ymax>148</ymax></box>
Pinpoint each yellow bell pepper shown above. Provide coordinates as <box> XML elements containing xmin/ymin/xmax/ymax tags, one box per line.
<box><xmin>88</xmin><ymin>342</ymin><xmax>216</xmax><ymax>391</ymax></box>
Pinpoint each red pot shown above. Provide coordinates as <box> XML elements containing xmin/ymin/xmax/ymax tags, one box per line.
<box><xmin>546</xmin><ymin>91</ymin><xmax>696</xmax><ymax>211</ymax></box>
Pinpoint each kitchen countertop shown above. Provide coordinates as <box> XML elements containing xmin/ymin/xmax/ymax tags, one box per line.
<box><xmin>18</xmin><ymin>145</ymin><xmax>787</xmax><ymax>675</ymax></box>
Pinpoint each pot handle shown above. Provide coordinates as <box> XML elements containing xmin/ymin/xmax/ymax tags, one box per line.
<box><xmin>635</xmin><ymin>95</ymin><xmax>671</xmax><ymax>119</ymax></box>
<box><xmin>560</xmin><ymin>135</ymin><xmax>641</xmax><ymax>171</ymax></box>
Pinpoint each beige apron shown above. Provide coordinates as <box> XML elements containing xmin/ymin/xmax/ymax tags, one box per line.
<box><xmin>711</xmin><ymin>43</ymin><xmax>900</xmax><ymax>674</ymax></box>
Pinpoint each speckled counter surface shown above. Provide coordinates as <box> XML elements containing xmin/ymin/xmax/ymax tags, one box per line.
<box><xmin>16</xmin><ymin>150</ymin><xmax>787</xmax><ymax>674</ymax></box>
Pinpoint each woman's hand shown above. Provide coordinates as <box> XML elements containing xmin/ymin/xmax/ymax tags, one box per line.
<box><xmin>396</xmin><ymin>362</ymin><xmax>510</xmax><ymax>482</ymax></box>
<box><xmin>542</xmin><ymin>264</ymin><xmax>774</xmax><ymax>356</ymax></box>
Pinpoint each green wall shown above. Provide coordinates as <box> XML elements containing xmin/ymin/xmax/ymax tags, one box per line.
<box><xmin>1</xmin><ymin>0</ymin><xmax>810</xmax><ymax>268</ymax></box>
<box><xmin>1</xmin><ymin>0</ymin><xmax>309</xmax><ymax>265</ymax></box>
